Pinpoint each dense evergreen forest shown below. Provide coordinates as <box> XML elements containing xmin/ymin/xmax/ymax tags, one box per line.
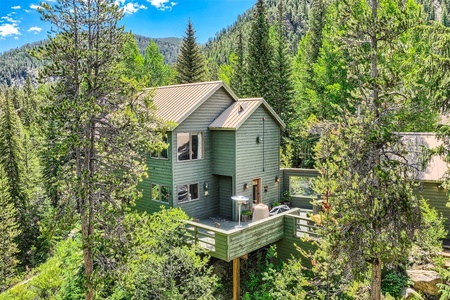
<box><xmin>1</xmin><ymin>0</ymin><xmax>450</xmax><ymax>299</ymax></box>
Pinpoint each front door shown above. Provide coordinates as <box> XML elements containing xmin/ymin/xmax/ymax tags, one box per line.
<box><xmin>252</xmin><ymin>178</ymin><xmax>261</xmax><ymax>205</ymax></box>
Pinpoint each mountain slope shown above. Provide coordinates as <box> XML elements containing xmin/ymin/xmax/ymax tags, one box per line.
<box><xmin>203</xmin><ymin>0</ymin><xmax>310</xmax><ymax>66</ymax></box>
<box><xmin>0</xmin><ymin>35</ymin><xmax>181</xmax><ymax>87</ymax></box>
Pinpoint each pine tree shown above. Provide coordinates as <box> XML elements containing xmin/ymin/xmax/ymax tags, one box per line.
<box><xmin>246</xmin><ymin>0</ymin><xmax>273</xmax><ymax>103</ymax></box>
<box><xmin>0</xmin><ymin>92</ymin><xmax>31</xmax><ymax>263</ymax></box>
<box><xmin>230</xmin><ymin>31</ymin><xmax>247</xmax><ymax>97</ymax></box>
<box><xmin>176</xmin><ymin>19</ymin><xmax>206</xmax><ymax>84</ymax></box>
<box><xmin>272</xmin><ymin>0</ymin><xmax>295</xmax><ymax>132</ymax></box>
<box><xmin>311</xmin><ymin>1</ymin><xmax>428</xmax><ymax>299</ymax></box>
<box><xmin>37</xmin><ymin>1</ymin><xmax>167</xmax><ymax>298</ymax></box>
<box><xmin>0</xmin><ymin>167</ymin><xmax>20</xmax><ymax>292</ymax></box>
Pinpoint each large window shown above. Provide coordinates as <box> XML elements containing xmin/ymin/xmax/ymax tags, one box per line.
<box><xmin>151</xmin><ymin>183</ymin><xmax>170</xmax><ymax>203</ymax></box>
<box><xmin>151</xmin><ymin>136</ymin><xmax>168</xmax><ymax>159</ymax></box>
<box><xmin>177</xmin><ymin>132</ymin><xmax>203</xmax><ymax>161</ymax></box>
<box><xmin>289</xmin><ymin>176</ymin><xmax>315</xmax><ymax>197</ymax></box>
<box><xmin>177</xmin><ymin>183</ymin><xmax>199</xmax><ymax>203</ymax></box>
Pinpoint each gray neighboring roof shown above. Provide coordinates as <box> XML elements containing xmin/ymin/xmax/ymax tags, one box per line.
<box><xmin>145</xmin><ymin>81</ymin><xmax>238</xmax><ymax>129</ymax></box>
<box><xmin>209</xmin><ymin>98</ymin><xmax>286</xmax><ymax>130</ymax></box>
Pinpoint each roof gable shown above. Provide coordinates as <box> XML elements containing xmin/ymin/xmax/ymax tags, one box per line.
<box><xmin>209</xmin><ymin>98</ymin><xmax>286</xmax><ymax>130</ymax></box>
<box><xmin>145</xmin><ymin>81</ymin><xmax>238</xmax><ymax>129</ymax></box>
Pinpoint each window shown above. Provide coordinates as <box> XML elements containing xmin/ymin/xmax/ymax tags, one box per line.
<box><xmin>177</xmin><ymin>132</ymin><xmax>203</xmax><ymax>161</ymax></box>
<box><xmin>151</xmin><ymin>136</ymin><xmax>169</xmax><ymax>159</ymax></box>
<box><xmin>151</xmin><ymin>183</ymin><xmax>170</xmax><ymax>202</ymax></box>
<box><xmin>177</xmin><ymin>183</ymin><xmax>199</xmax><ymax>203</ymax></box>
<box><xmin>289</xmin><ymin>176</ymin><xmax>315</xmax><ymax>197</ymax></box>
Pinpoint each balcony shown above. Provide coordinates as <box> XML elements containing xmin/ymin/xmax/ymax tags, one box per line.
<box><xmin>184</xmin><ymin>208</ymin><xmax>318</xmax><ymax>262</ymax></box>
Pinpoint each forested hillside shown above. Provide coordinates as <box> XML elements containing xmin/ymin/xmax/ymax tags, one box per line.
<box><xmin>0</xmin><ymin>35</ymin><xmax>181</xmax><ymax>87</ymax></box>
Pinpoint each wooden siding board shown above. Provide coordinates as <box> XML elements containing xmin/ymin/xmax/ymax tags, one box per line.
<box><xmin>172</xmin><ymin>87</ymin><xmax>235</xmax><ymax>219</ymax></box>
<box><xmin>235</xmin><ymin>106</ymin><xmax>281</xmax><ymax>209</ymax></box>
<box><xmin>275</xmin><ymin>215</ymin><xmax>317</xmax><ymax>267</ymax></box>
<box><xmin>416</xmin><ymin>182</ymin><xmax>450</xmax><ymax>238</ymax></box>
<box><xmin>136</xmin><ymin>133</ymin><xmax>173</xmax><ymax>214</ymax></box>
<box><xmin>219</xmin><ymin>176</ymin><xmax>233</xmax><ymax>218</ymax></box>
<box><xmin>211</xmin><ymin>131</ymin><xmax>236</xmax><ymax>176</ymax></box>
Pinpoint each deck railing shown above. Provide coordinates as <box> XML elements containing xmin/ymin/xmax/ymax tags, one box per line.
<box><xmin>183</xmin><ymin>208</ymin><xmax>321</xmax><ymax>262</ymax></box>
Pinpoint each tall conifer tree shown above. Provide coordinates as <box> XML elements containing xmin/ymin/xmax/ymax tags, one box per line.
<box><xmin>246</xmin><ymin>0</ymin><xmax>273</xmax><ymax>103</ymax></box>
<box><xmin>230</xmin><ymin>31</ymin><xmax>247</xmax><ymax>97</ymax></box>
<box><xmin>0</xmin><ymin>167</ymin><xmax>20</xmax><ymax>292</ymax></box>
<box><xmin>176</xmin><ymin>19</ymin><xmax>206</xmax><ymax>84</ymax></box>
<box><xmin>37</xmin><ymin>1</ymin><xmax>166</xmax><ymax>298</ymax></box>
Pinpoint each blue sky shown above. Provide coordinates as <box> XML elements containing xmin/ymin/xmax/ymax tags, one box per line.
<box><xmin>0</xmin><ymin>0</ymin><xmax>255</xmax><ymax>54</ymax></box>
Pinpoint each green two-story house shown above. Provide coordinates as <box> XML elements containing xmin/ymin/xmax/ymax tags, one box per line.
<box><xmin>135</xmin><ymin>81</ymin><xmax>286</xmax><ymax>222</ymax></box>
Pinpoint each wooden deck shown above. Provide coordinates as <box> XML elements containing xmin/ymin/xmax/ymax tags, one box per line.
<box><xmin>184</xmin><ymin>208</ymin><xmax>318</xmax><ymax>262</ymax></box>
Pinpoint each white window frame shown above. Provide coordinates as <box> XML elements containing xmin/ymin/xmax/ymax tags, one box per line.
<box><xmin>176</xmin><ymin>132</ymin><xmax>204</xmax><ymax>162</ymax></box>
<box><xmin>151</xmin><ymin>183</ymin><xmax>170</xmax><ymax>203</ymax></box>
<box><xmin>177</xmin><ymin>183</ymin><xmax>199</xmax><ymax>204</ymax></box>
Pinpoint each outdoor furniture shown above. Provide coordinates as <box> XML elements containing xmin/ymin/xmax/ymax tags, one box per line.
<box><xmin>252</xmin><ymin>204</ymin><xmax>269</xmax><ymax>222</ymax></box>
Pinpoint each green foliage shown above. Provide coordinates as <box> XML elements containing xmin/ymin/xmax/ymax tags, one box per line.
<box><xmin>96</xmin><ymin>209</ymin><xmax>217</xmax><ymax>299</ymax></box>
<box><xmin>409</xmin><ymin>198</ymin><xmax>447</xmax><ymax>266</ymax></box>
<box><xmin>246</xmin><ymin>0</ymin><xmax>273</xmax><ymax>102</ymax></box>
<box><xmin>144</xmin><ymin>40</ymin><xmax>175</xmax><ymax>86</ymax></box>
<box><xmin>0</xmin><ymin>235</ymin><xmax>83</xmax><ymax>300</ymax></box>
<box><xmin>176</xmin><ymin>19</ymin><xmax>206</xmax><ymax>84</ymax></box>
<box><xmin>0</xmin><ymin>168</ymin><xmax>20</xmax><ymax>292</ymax></box>
<box><xmin>381</xmin><ymin>270</ymin><xmax>409</xmax><ymax>298</ymax></box>
<box><xmin>241</xmin><ymin>246</ymin><xmax>278</xmax><ymax>300</ymax></box>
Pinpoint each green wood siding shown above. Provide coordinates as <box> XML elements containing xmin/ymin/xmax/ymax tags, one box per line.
<box><xmin>275</xmin><ymin>214</ymin><xmax>317</xmax><ymax>267</ymax></box>
<box><xmin>218</xmin><ymin>175</ymin><xmax>233</xmax><ymax>218</ymax></box>
<box><xmin>416</xmin><ymin>182</ymin><xmax>450</xmax><ymax>238</ymax></box>
<box><xmin>235</xmin><ymin>106</ymin><xmax>281</xmax><ymax>207</ymax></box>
<box><xmin>135</xmin><ymin>132</ymin><xmax>173</xmax><ymax>214</ymax></box>
<box><xmin>172</xmin><ymin>87</ymin><xmax>235</xmax><ymax>219</ymax></box>
<box><xmin>211</xmin><ymin>131</ymin><xmax>236</xmax><ymax>176</ymax></box>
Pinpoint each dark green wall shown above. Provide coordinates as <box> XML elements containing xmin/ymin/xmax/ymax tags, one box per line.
<box><xmin>172</xmin><ymin>87</ymin><xmax>235</xmax><ymax>219</ymax></box>
<box><xmin>235</xmin><ymin>106</ymin><xmax>281</xmax><ymax>209</ymax></box>
<box><xmin>135</xmin><ymin>132</ymin><xmax>173</xmax><ymax>213</ymax></box>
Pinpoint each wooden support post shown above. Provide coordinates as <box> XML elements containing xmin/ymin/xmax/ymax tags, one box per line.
<box><xmin>233</xmin><ymin>257</ymin><xmax>240</xmax><ymax>300</ymax></box>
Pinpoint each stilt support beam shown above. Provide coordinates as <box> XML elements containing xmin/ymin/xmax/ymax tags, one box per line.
<box><xmin>233</xmin><ymin>257</ymin><xmax>240</xmax><ymax>300</ymax></box>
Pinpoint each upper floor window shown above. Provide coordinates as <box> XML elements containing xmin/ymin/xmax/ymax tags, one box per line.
<box><xmin>177</xmin><ymin>132</ymin><xmax>203</xmax><ymax>161</ymax></box>
<box><xmin>151</xmin><ymin>136</ymin><xmax>169</xmax><ymax>159</ymax></box>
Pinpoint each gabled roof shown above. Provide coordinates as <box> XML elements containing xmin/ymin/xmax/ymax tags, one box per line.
<box><xmin>145</xmin><ymin>81</ymin><xmax>238</xmax><ymax>129</ymax></box>
<box><xmin>209</xmin><ymin>98</ymin><xmax>286</xmax><ymax>130</ymax></box>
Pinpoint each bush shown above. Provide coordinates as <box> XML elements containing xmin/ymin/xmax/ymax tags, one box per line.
<box><xmin>381</xmin><ymin>270</ymin><xmax>409</xmax><ymax>298</ymax></box>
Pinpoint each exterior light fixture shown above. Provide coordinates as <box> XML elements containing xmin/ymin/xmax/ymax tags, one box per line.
<box><xmin>204</xmin><ymin>182</ymin><xmax>209</xmax><ymax>190</ymax></box>
<box><xmin>243</xmin><ymin>183</ymin><xmax>249</xmax><ymax>190</ymax></box>
<box><xmin>256</xmin><ymin>136</ymin><xmax>262</xmax><ymax>143</ymax></box>
<box><xmin>275</xmin><ymin>176</ymin><xmax>280</xmax><ymax>183</ymax></box>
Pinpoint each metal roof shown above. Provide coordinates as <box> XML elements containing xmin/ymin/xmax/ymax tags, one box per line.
<box><xmin>209</xmin><ymin>98</ymin><xmax>286</xmax><ymax>130</ymax></box>
<box><xmin>144</xmin><ymin>81</ymin><xmax>238</xmax><ymax>129</ymax></box>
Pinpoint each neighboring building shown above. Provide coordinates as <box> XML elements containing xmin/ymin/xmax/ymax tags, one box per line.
<box><xmin>281</xmin><ymin>132</ymin><xmax>450</xmax><ymax>239</ymax></box>
<box><xmin>135</xmin><ymin>81</ymin><xmax>285</xmax><ymax>221</ymax></box>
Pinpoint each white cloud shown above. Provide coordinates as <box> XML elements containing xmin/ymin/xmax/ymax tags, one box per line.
<box><xmin>148</xmin><ymin>0</ymin><xmax>177</xmax><ymax>11</ymax></box>
<box><xmin>121</xmin><ymin>2</ymin><xmax>147</xmax><ymax>15</ymax></box>
<box><xmin>14</xmin><ymin>36</ymin><xmax>19</xmax><ymax>40</ymax></box>
<box><xmin>11</xmin><ymin>6</ymin><xmax>21</xmax><ymax>9</ymax></box>
<box><xmin>30</xmin><ymin>4</ymin><xmax>42</xmax><ymax>10</ymax></box>
<box><xmin>0</xmin><ymin>23</ymin><xmax>20</xmax><ymax>37</ymax></box>
<box><xmin>28</xmin><ymin>26</ymin><xmax>42</xmax><ymax>33</ymax></box>
<box><xmin>1</xmin><ymin>16</ymin><xmax>19</xmax><ymax>23</ymax></box>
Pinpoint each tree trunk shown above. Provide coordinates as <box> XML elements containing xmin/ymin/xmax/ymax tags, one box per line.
<box><xmin>371</xmin><ymin>256</ymin><xmax>382</xmax><ymax>300</ymax></box>
<box><xmin>82</xmin><ymin>214</ymin><xmax>94</xmax><ymax>300</ymax></box>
